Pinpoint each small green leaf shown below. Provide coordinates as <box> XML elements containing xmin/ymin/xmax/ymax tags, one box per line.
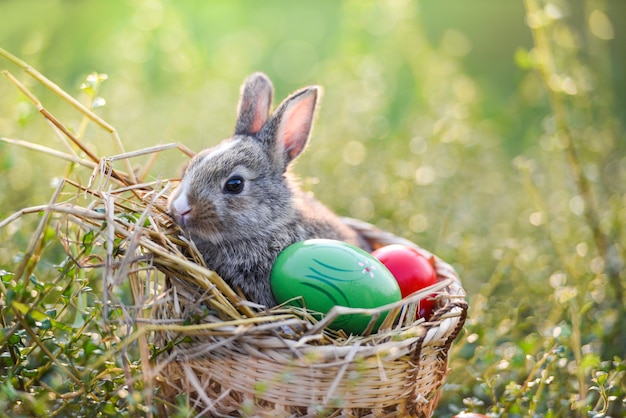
<box><xmin>29</xmin><ymin>275</ymin><xmax>44</xmax><ymax>290</ymax></box>
<box><xmin>82</xmin><ymin>230</ymin><xmax>96</xmax><ymax>255</ymax></box>
<box><xmin>22</xmin><ymin>368</ymin><xmax>39</xmax><ymax>378</ymax></box>
<box><xmin>83</xmin><ymin>341</ymin><xmax>101</xmax><ymax>357</ymax></box>
<box><xmin>8</xmin><ymin>334</ymin><xmax>21</xmax><ymax>346</ymax></box>
<box><xmin>119</xmin><ymin>212</ymin><xmax>140</xmax><ymax>223</ymax></box>
<box><xmin>11</xmin><ymin>301</ymin><xmax>74</xmax><ymax>331</ymax></box>
<box><xmin>43</xmin><ymin>225</ymin><xmax>56</xmax><ymax>242</ymax></box>
<box><xmin>83</xmin><ymin>229</ymin><xmax>95</xmax><ymax>246</ymax></box>
<box><xmin>594</xmin><ymin>371</ymin><xmax>608</xmax><ymax>386</ymax></box>
<box><xmin>6</xmin><ymin>289</ymin><xmax>15</xmax><ymax>305</ymax></box>
<box><xmin>581</xmin><ymin>352</ymin><xmax>601</xmax><ymax>371</ymax></box>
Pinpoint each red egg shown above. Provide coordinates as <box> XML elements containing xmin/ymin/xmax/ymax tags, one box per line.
<box><xmin>371</xmin><ymin>244</ymin><xmax>438</xmax><ymax>318</ymax></box>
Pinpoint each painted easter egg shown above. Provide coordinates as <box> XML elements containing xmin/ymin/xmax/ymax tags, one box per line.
<box><xmin>270</xmin><ymin>239</ymin><xmax>402</xmax><ymax>335</ymax></box>
<box><xmin>372</xmin><ymin>244</ymin><xmax>438</xmax><ymax>319</ymax></box>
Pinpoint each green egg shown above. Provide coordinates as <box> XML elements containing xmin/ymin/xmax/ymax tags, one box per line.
<box><xmin>270</xmin><ymin>239</ymin><xmax>402</xmax><ymax>335</ymax></box>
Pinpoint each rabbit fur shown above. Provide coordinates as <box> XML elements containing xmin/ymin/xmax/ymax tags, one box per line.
<box><xmin>168</xmin><ymin>72</ymin><xmax>370</xmax><ymax>307</ymax></box>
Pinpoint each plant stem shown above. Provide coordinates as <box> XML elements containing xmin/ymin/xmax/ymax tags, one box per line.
<box><xmin>569</xmin><ymin>300</ymin><xmax>588</xmax><ymax>412</ymax></box>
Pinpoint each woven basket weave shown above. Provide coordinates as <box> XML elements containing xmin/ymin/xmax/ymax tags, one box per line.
<box><xmin>154</xmin><ymin>217</ymin><xmax>467</xmax><ymax>417</ymax></box>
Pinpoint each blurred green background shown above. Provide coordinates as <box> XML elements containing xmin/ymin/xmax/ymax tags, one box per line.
<box><xmin>1</xmin><ymin>0</ymin><xmax>625</xmax><ymax>416</ymax></box>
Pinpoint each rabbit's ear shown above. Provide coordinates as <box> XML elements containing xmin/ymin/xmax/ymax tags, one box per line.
<box><xmin>265</xmin><ymin>86</ymin><xmax>319</xmax><ymax>165</ymax></box>
<box><xmin>234</xmin><ymin>72</ymin><xmax>274</xmax><ymax>136</ymax></box>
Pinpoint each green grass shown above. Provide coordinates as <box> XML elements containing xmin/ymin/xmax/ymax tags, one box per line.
<box><xmin>1</xmin><ymin>1</ymin><xmax>625</xmax><ymax>416</ymax></box>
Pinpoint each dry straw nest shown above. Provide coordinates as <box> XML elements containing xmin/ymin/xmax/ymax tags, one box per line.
<box><xmin>1</xmin><ymin>50</ymin><xmax>468</xmax><ymax>417</ymax></box>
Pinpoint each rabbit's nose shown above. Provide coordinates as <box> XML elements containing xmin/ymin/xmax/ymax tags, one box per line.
<box><xmin>179</xmin><ymin>207</ymin><xmax>192</xmax><ymax>226</ymax></box>
<box><xmin>172</xmin><ymin>194</ymin><xmax>192</xmax><ymax>225</ymax></box>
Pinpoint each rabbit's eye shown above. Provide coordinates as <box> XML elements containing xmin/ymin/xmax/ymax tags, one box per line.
<box><xmin>224</xmin><ymin>176</ymin><xmax>245</xmax><ymax>194</ymax></box>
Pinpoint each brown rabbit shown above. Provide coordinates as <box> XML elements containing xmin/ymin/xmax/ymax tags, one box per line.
<box><xmin>168</xmin><ymin>73</ymin><xmax>370</xmax><ymax>307</ymax></box>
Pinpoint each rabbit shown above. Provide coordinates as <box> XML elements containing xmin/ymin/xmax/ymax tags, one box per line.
<box><xmin>168</xmin><ymin>72</ymin><xmax>371</xmax><ymax>307</ymax></box>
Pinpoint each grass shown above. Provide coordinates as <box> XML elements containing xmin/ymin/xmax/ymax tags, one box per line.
<box><xmin>1</xmin><ymin>1</ymin><xmax>625</xmax><ymax>417</ymax></box>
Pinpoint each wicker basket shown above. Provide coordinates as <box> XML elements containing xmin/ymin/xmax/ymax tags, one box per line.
<box><xmin>154</xmin><ymin>217</ymin><xmax>467</xmax><ymax>417</ymax></box>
